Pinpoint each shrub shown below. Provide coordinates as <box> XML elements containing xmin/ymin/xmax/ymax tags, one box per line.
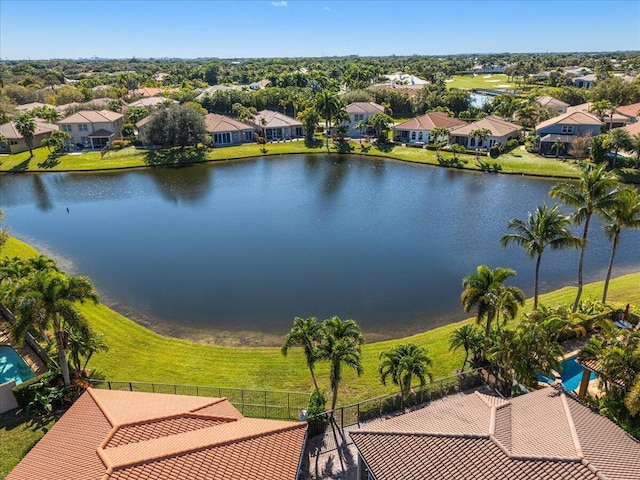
<box><xmin>111</xmin><ymin>140</ymin><xmax>126</xmax><ymax>150</ymax></box>
<box><xmin>12</xmin><ymin>373</ymin><xmax>48</xmax><ymax>410</ymax></box>
<box><xmin>306</xmin><ymin>390</ymin><xmax>328</xmax><ymax>436</ymax></box>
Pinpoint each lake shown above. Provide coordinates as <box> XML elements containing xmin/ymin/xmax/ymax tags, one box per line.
<box><xmin>1</xmin><ymin>154</ymin><xmax>638</xmax><ymax>345</ymax></box>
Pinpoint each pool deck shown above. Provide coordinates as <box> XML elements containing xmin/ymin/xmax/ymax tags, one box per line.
<box><xmin>0</xmin><ymin>327</ymin><xmax>48</xmax><ymax>378</ymax></box>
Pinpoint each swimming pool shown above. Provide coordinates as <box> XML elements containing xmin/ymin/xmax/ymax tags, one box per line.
<box><xmin>537</xmin><ymin>355</ymin><xmax>596</xmax><ymax>391</ymax></box>
<box><xmin>0</xmin><ymin>345</ymin><xmax>35</xmax><ymax>386</ymax></box>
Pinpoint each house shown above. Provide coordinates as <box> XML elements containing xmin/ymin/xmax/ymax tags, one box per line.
<box><xmin>535</xmin><ymin>110</ymin><xmax>602</xmax><ymax>155</ymax></box>
<box><xmin>393</xmin><ymin>111</ymin><xmax>467</xmax><ymax>145</ymax></box>
<box><xmin>383</xmin><ymin>72</ymin><xmax>428</xmax><ymax>85</ymax></box>
<box><xmin>449</xmin><ymin>115</ymin><xmax>522</xmax><ymax>150</ymax></box>
<box><xmin>536</xmin><ymin>96</ymin><xmax>569</xmax><ymax>116</ymax></box>
<box><xmin>574</xmin><ymin>73</ymin><xmax>597</xmax><ymax>89</ymax></box>
<box><xmin>621</xmin><ymin>121</ymin><xmax>640</xmax><ymax>137</ymax></box>
<box><xmin>204</xmin><ymin>113</ymin><xmax>254</xmax><ymax>146</ymax></box>
<box><xmin>126</xmin><ymin>96</ymin><xmax>176</xmax><ymax>109</ymax></box>
<box><xmin>0</xmin><ymin>120</ymin><xmax>59</xmax><ymax>154</ymax></box>
<box><xmin>7</xmin><ymin>388</ymin><xmax>307</xmax><ymax>480</ymax></box>
<box><xmin>130</xmin><ymin>87</ymin><xmax>164</xmax><ymax>98</ymax></box>
<box><xmin>15</xmin><ymin>102</ymin><xmax>59</xmax><ymax>113</ymax></box>
<box><xmin>567</xmin><ymin>103</ymin><xmax>632</xmax><ymax>129</ymax></box>
<box><xmin>250</xmin><ymin>79</ymin><xmax>272</xmax><ymax>90</ymax></box>
<box><xmin>247</xmin><ymin>110</ymin><xmax>303</xmax><ymax>141</ymax></box>
<box><xmin>345</xmin><ymin>102</ymin><xmax>385</xmax><ymax>137</ymax></box>
<box><xmin>57</xmin><ymin>110</ymin><xmax>124</xmax><ymax>149</ymax></box>
<box><xmin>350</xmin><ymin>387</ymin><xmax>640</xmax><ymax>480</ymax></box>
<box><xmin>616</xmin><ymin>101</ymin><xmax>640</xmax><ymax>123</ymax></box>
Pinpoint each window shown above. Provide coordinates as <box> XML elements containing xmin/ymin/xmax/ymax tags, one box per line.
<box><xmin>61</xmin><ymin>124</ymin><xmax>72</xmax><ymax>132</ymax></box>
<box><xmin>10</xmin><ymin>140</ymin><xmax>18</xmax><ymax>145</ymax></box>
<box><xmin>560</xmin><ymin>125</ymin><xmax>574</xmax><ymax>134</ymax></box>
<box><xmin>411</xmin><ymin>131</ymin><xmax>416</xmax><ymax>140</ymax></box>
<box><xmin>354</xmin><ymin>114</ymin><xmax>364</xmax><ymax>122</ymax></box>
<box><xmin>214</xmin><ymin>132</ymin><xmax>231</xmax><ymax>144</ymax></box>
<box><xmin>79</xmin><ymin>124</ymin><xmax>88</xmax><ymax>132</ymax></box>
<box><xmin>418</xmin><ymin>132</ymin><xmax>423</xmax><ymax>140</ymax></box>
<box><xmin>470</xmin><ymin>138</ymin><xmax>476</xmax><ymax>146</ymax></box>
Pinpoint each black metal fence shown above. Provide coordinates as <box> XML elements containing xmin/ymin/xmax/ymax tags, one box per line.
<box><xmin>308</xmin><ymin>368</ymin><xmax>485</xmax><ymax>435</ymax></box>
<box><xmin>88</xmin><ymin>379</ymin><xmax>310</xmax><ymax>421</ymax></box>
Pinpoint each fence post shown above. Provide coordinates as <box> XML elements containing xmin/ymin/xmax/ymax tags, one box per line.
<box><xmin>129</xmin><ymin>382</ymin><xmax>133</xmax><ymax>391</ymax></box>
<box><xmin>288</xmin><ymin>393</ymin><xmax>291</xmax><ymax>420</ymax></box>
<box><xmin>242</xmin><ymin>390</ymin><xmax>245</xmax><ymax>415</ymax></box>
<box><xmin>264</xmin><ymin>390</ymin><xmax>267</xmax><ymax>418</ymax></box>
<box><xmin>108</xmin><ymin>381</ymin><xmax>112</xmax><ymax>390</ymax></box>
<box><xmin>357</xmin><ymin>403</ymin><xmax>360</xmax><ymax>427</ymax></box>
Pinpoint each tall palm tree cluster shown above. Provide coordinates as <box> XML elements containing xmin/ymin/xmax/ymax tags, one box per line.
<box><xmin>0</xmin><ymin>254</ymin><xmax>104</xmax><ymax>386</ymax></box>
<box><xmin>281</xmin><ymin>316</ymin><xmax>364</xmax><ymax>412</ymax></box>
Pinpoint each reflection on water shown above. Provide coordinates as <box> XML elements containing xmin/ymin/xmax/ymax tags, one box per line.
<box><xmin>1</xmin><ymin>154</ymin><xmax>639</xmax><ymax>345</ymax></box>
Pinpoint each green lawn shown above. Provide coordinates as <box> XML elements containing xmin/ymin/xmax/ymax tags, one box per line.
<box><xmin>3</xmin><ymin>236</ymin><xmax>639</xmax><ymax>406</ymax></box>
<box><xmin>444</xmin><ymin>74</ymin><xmax>514</xmax><ymax>90</ymax></box>
<box><xmin>0</xmin><ymin>409</ymin><xmax>57</xmax><ymax>478</ymax></box>
<box><xmin>0</xmin><ymin>142</ymin><xmax>587</xmax><ymax>181</ymax></box>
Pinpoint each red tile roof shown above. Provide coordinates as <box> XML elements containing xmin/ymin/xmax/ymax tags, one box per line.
<box><xmin>204</xmin><ymin>113</ymin><xmax>253</xmax><ymax>133</ymax></box>
<box><xmin>451</xmin><ymin>115</ymin><xmax>522</xmax><ymax>137</ymax></box>
<box><xmin>615</xmin><ymin>102</ymin><xmax>640</xmax><ymax>119</ymax></box>
<box><xmin>8</xmin><ymin>388</ymin><xmax>306</xmax><ymax>480</ymax></box>
<box><xmin>346</xmin><ymin>102</ymin><xmax>385</xmax><ymax>115</ymax></box>
<box><xmin>394</xmin><ymin>111</ymin><xmax>467</xmax><ymax>131</ymax></box>
<box><xmin>350</xmin><ymin>388</ymin><xmax>640</xmax><ymax>480</ymax></box>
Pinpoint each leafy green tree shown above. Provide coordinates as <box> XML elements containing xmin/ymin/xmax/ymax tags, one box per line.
<box><xmin>368</xmin><ymin>112</ymin><xmax>394</xmax><ymax>141</ymax></box>
<box><xmin>15</xmin><ymin>114</ymin><xmax>36</xmax><ymax>158</ymax></box>
<box><xmin>316</xmin><ymin>316</ymin><xmax>364</xmax><ymax>411</ymax></box>
<box><xmin>460</xmin><ymin>265</ymin><xmax>524</xmax><ymax>355</ymax></box>
<box><xmin>142</xmin><ymin>104</ymin><xmax>206</xmax><ymax>148</ymax></box>
<box><xmin>599</xmin><ymin>187</ymin><xmax>640</xmax><ymax>303</ymax></box>
<box><xmin>629</xmin><ymin>133</ymin><xmax>640</xmax><ymax>169</ymax></box>
<box><xmin>11</xmin><ymin>270</ymin><xmax>100</xmax><ymax>386</ymax></box>
<box><xmin>549</xmin><ymin>163</ymin><xmax>620</xmax><ymax>311</ymax></box>
<box><xmin>67</xmin><ymin>326</ymin><xmax>108</xmax><ymax>374</ymax></box>
<box><xmin>550</xmin><ymin>138</ymin><xmax>566</xmax><ymax>158</ymax></box>
<box><xmin>281</xmin><ymin>316</ymin><xmax>325</xmax><ymax>394</ymax></box>
<box><xmin>41</xmin><ymin>130</ymin><xmax>71</xmax><ymax>156</ymax></box>
<box><xmin>297</xmin><ymin>108</ymin><xmax>321</xmax><ymax>142</ymax></box>
<box><xmin>501</xmin><ymin>204</ymin><xmax>583</xmax><ymax>310</ymax></box>
<box><xmin>378</xmin><ymin>343</ymin><xmax>432</xmax><ymax>396</ymax></box>
<box><xmin>449</xmin><ymin>324</ymin><xmax>479</xmax><ymax>371</ymax></box>
<box><xmin>604</xmin><ymin>128</ymin><xmax>632</xmax><ymax>169</ymax></box>
<box><xmin>32</xmin><ymin>105</ymin><xmax>62</xmax><ymax>123</ymax></box>
<box><xmin>126</xmin><ymin>106</ymin><xmax>150</xmax><ymax>124</ymax></box>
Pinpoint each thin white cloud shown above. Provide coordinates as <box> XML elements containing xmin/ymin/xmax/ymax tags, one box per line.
<box><xmin>270</xmin><ymin>1</ymin><xmax>287</xmax><ymax>7</ymax></box>
<box><xmin>323</xmin><ymin>6</ymin><xmax>332</xmax><ymax>11</ymax></box>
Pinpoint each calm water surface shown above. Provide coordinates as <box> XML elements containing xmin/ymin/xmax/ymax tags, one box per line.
<box><xmin>1</xmin><ymin>154</ymin><xmax>638</xmax><ymax>345</ymax></box>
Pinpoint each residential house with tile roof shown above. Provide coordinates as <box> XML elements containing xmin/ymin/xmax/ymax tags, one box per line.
<box><xmin>393</xmin><ymin>111</ymin><xmax>467</xmax><ymax>145</ymax></box>
<box><xmin>535</xmin><ymin>110</ymin><xmax>603</xmax><ymax>156</ymax></box>
<box><xmin>204</xmin><ymin>113</ymin><xmax>254</xmax><ymax>146</ymax></box>
<box><xmin>8</xmin><ymin>388</ymin><xmax>307</xmax><ymax>480</ymax></box>
<box><xmin>350</xmin><ymin>387</ymin><xmax>640</xmax><ymax>480</ymax></box>
<box><xmin>567</xmin><ymin>102</ymin><xmax>633</xmax><ymax>129</ymax></box>
<box><xmin>247</xmin><ymin>110</ymin><xmax>303</xmax><ymax>141</ymax></box>
<box><xmin>0</xmin><ymin>120</ymin><xmax>59</xmax><ymax>154</ymax></box>
<box><xmin>536</xmin><ymin>96</ymin><xmax>569</xmax><ymax>116</ymax></box>
<box><xmin>126</xmin><ymin>96</ymin><xmax>176</xmax><ymax>109</ymax></box>
<box><xmin>57</xmin><ymin>110</ymin><xmax>124</xmax><ymax>149</ymax></box>
<box><xmin>449</xmin><ymin>115</ymin><xmax>522</xmax><ymax>150</ymax></box>
<box><xmin>345</xmin><ymin>102</ymin><xmax>385</xmax><ymax>137</ymax></box>
<box><xmin>616</xmin><ymin>102</ymin><xmax>640</xmax><ymax>123</ymax></box>
<box><xmin>574</xmin><ymin>74</ymin><xmax>597</xmax><ymax>89</ymax></box>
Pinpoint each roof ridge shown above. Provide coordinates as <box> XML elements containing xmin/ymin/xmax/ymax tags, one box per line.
<box><xmin>88</xmin><ymin>388</ymin><xmax>117</xmax><ymax>427</ymax></box>
<box><xmin>560</xmin><ymin>393</ymin><xmax>584</xmax><ymax>459</ymax></box>
<box><xmin>102</xmin><ymin>419</ymin><xmax>306</xmax><ymax>472</ymax></box>
<box><xmin>353</xmin><ymin>430</ymin><xmax>487</xmax><ymax>440</ymax></box>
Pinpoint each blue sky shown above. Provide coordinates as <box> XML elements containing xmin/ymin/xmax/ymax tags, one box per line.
<box><xmin>1</xmin><ymin>0</ymin><xmax>639</xmax><ymax>60</ymax></box>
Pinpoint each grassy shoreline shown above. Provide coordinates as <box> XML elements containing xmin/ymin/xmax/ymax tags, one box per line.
<box><xmin>3</xmin><ymin>236</ymin><xmax>639</xmax><ymax>404</ymax></box>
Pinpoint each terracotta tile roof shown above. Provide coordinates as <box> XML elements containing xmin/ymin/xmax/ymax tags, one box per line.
<box><xmin>450</xmin><ymin>115</ymin><xmax>522</xmax><ymax>137</ymax></box>
<box><xmin>8</xmin><ymin>388</ymin><xmax>306</xmax><ymax>480</ymax></box>
<box><xmin>346</xmin><ymin>102</ymin><xmax>384</xmax><ymax>115</ymax></box>
<box><xmin>616</xmin><ymin>102</ymin><xmax>640</xmax><ymax>118</ymax></box>
<box><xmin>350</xmin><ymin>388</ymin><xmax>640</xmax><ymax>480</ymax></box>
<box><xmin>251</xmin><ymin>110</ymin><xmax>302</xmax><ymax>129</ymax></box>
<box><xmin>566</xmin><ymin>102</ymin><xmax>631</xmax><ymax>124</ymax></box>
<box><xmin>126</xmin><ymin>96</ymin><xmax>176</xmax><ymax>108</ymax></box>
<box><xmin>57</xmin><ymin>110</ymin><xmax>123</xmax><ymax>124</ymax></box>
<box><xmin>537</xmin><ymin>96</ymin><xmax>570</xmax><ymax>109</ymax></box>
<box><xmin>394</xmin><ymin>111</ymin><xmax>467</xmax><ymax>131</ymax></box>
<box><xmin>204</xmin><ymin>113</ymin><xmax>253</xmax><ymax>133</ymax></box>
<box><xmin>0</xmin><ymin>120</ymin><xmax>59</xmax><ymax>139</ymax></box>
<box><xmin>536</xmin><ymin>110</ymin><xmax>602</xmax><ymax>130</ymax></box>
<box><xmin>622</xmin><ymin>122</ymin><xmax>640</xmax><ymax>136</ymax></box>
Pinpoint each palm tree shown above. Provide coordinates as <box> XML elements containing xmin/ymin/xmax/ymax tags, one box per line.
<box><xmin>316</xmin><ymin>316</ymin><xmax>364</xmax><ymax>411</ymax></box>
<box><xmin>598</xmin><ymin>187</ymin><xmax>640</xmax><ymax>303</ymax></box>
<box><xmin>501</xmin><ymin>204</ymin><xmax>583</xmax><ymax>310</ymax></box>
<box><xmin>11</xmin><ymin>270</ymin><xmax>100</xmax><ymax>385</ymax></box>
<box><xmin>490</xmin><ymin>282</ymin><xmax>526</xmax><ymax>329</ymax></box>
<box><xmin>449</xmin><ymin>324</ymin><xmax>478</xmax><ymax>371</ymax></box>
<box><xmin>368</xmin><ymin>112</ymin><xmax>394</xmax><ymax>142</ymax></box>
<box><xmin>628</xmin><ymin>133</ymin><xmax>640</xmax><ymax>169</ymax></box>
<box><xmin>355</xmin><ymin>119</ymin><xmax>366</xmax><ymax>143</ymax></box>
<box><xmin>549</xmin><ymin>163</ymin><xmax>620</xmax><ymax>311</ymax></box>
<box><xmin>550</xmin><ymin>138</ymin><xmax>565</xmax><ymax>158</ymax></box>
<box><xmin>469</xmin><ymin>128</ymin><xmax>491</xmax><ymax>159</ymax></box>
<box><xmin>15</xmin><ymin>114</ymin><xmax>36</xmax><ymax>158</ymax></box>
<box><xmin>378</xmin><ymin>343</ymin><xmax>432</xmax><ymax>397</ymax></box>
<box><xmin>604</xmin><ymin>128</ymin><xmax>631</xmax><ymax>169</ymax></box>
<box><xmin>297</xmin><ymin>108</ymin><xmax>321</xmax><ymax>142</ymax></box>
<box><xmin>281</xmin><ymin>316</ymin><xmax>325</xmax><ymax>393</ymax></box>
<box><xmin>315</xmin><ymin>91</ymin><xmax>342</xmax><ymax>150</ymax></box>
<box><xmin>589</xmin><ymin>100</ymin><xmax>615</xmax><ymax>130</ymax></box>
<box><xmin>460</xmin><ymin>265</ymin><xmax>523</xmax><ymax>354</ymax></box>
